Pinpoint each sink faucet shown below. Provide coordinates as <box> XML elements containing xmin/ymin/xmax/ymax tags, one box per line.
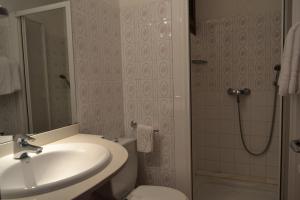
<box><xmin>13</xmin><ymin>134</ymin><xmax>43</xmax><ymax>159</ymax></box>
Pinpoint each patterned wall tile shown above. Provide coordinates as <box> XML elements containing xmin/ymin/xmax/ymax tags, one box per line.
<box><xmin>120</xmin><ymin>0</ymin><xmax>175</xmax><ymax>187</ymax></box>
<box><xmin>71</xmin><ymin>0</ymin><xmax>125</xmax><ymax>139</ymax></box>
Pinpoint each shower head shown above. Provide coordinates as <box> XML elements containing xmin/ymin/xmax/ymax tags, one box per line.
<box><xmin>0</xmin><ymin>5</ymin><xmax>8</xmax><ymax>17</ymax></box>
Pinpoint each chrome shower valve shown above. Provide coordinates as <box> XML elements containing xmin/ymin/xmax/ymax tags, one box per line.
<box><xmin>227</xmin><ymin>88</ymin><xmax>251</xmax><ymax>96</ymax></box>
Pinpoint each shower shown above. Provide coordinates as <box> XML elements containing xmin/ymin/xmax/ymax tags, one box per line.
<box><xmin>0</xmin><ymin>5</ymin><xmax>8</xmax><ymax>17</ymax></box>
<box><xmin>190</xmin><ymin>0</ymin><xmax>284</xmax><ymax>199</ymax></box>
<box><xmin>228</xmin><ymin>65</ymin><xmax>281</xmax><ymax>156</ymax></box>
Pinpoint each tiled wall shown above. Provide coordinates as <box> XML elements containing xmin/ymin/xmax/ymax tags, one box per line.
<box><xmin>71</xmin><ymin>0</ymin><xmax>176</xmax><ymax>186</ymax></box>
<box><xmin>191</xmin><ymin>13</ymin><xmax>282</xmax><ymax>183</ymax></box>
<box><xmin>71</xmin><ymin>0</ymin><xmax>125</xmax><ymax>139</ymax></box>
<box><xmin>120</xmin><ymin>0</ymin><xmax>176</xmax><ymax>186</ymax></box>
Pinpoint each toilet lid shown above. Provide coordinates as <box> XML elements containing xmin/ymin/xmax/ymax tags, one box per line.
<box><xmin>126</xmin><ymin>185</ymin><xmax>188</xmax><ymax>200</ymax></box>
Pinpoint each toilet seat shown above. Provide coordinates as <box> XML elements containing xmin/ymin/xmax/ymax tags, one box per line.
<box><xmin>126</xmin><ymin>185</ymin><xmax>188</xmax><ymax>200</ymax></box>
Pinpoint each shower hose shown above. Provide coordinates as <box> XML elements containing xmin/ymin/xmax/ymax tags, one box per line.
<box><xmin>236</xmin><ymin>72</ymin><xmax>279</xmax><ymax>156</ymax></box>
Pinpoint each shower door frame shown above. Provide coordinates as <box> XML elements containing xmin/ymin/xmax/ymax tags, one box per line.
<box><xmin>172</xmin><ymin>0</ymin><xmax>192</xmax><ymax>199</ymax></box>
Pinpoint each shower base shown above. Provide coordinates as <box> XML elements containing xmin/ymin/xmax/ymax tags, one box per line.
<box><xmin>193</xmin><ymin>172</ymin><xmax>279</xmax><ymax>200</ymax></box>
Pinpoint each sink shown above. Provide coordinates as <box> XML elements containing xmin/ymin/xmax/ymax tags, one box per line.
<box><xmin>0</xmin><ymin>142</ymin><xmax>111</xmax><ymax>199</ymax></box>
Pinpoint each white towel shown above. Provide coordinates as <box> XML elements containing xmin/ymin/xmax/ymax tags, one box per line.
<box><xmin>278</xmin><ymin>23</ymin><xmax>300</xmax><ymax>96</ymax></box>
<box><xmin>0</xmin><ymin>56</ymin><xmax>21</xmax><ymax>95</ymax></box>
<box><xmin>136</xmin><ymin>124</ymin><xmax>154</xmax><ymax>153</ymax></box>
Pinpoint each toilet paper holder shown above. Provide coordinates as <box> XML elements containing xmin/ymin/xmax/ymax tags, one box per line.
<box><xmin>130</xmin><ymin>121</ymin><xmax>159</xmax><ymax>134</ymax></box>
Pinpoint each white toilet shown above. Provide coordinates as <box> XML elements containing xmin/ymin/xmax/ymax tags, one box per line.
<box><xmin>110</xmin><ymin>138</ymin><xmax>188</xmax><ymax>200</ymax></box>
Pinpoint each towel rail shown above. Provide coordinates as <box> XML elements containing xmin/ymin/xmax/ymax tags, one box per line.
<box><xmin>130</xmin><ymin>121</ymin><xmax>159</xmax><ymax>134</ymax></box>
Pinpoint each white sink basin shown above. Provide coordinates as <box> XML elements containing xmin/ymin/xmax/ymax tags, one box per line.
<box><xmin>0</xmin><ymin>142</ymin><xmax>111</xmax><ymax>199</ymax></box>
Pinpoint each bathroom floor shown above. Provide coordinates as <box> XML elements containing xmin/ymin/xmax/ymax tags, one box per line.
<box><xmin>193</xmin><ymin>175</ymin><xmax>278</xmax><ymax>200</ymax></box>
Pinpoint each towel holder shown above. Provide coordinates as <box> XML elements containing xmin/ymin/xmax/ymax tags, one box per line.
<box><xmin>130</xmin><ymin>121</ymin><xmax>159</xmax><ymax>134</ymax></box>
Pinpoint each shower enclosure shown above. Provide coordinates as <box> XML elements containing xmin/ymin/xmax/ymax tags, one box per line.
<box><xmin>190</xmin><ymin>0</ymin><xmax>283</xmax><ymax>199</ymax></box>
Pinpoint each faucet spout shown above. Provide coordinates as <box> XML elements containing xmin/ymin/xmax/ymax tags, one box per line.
<box><xmin>14</xmin><ymin>135</ymin><xmax>43</xmax><ymax>159</ymax></box>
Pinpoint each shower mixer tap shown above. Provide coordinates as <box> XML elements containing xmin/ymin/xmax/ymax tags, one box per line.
<box><xmin>227</xmin><ymin>88</ymin><xmax>251</xmax><ymax>96</ymax></box>
<box><xmin>226</xmin><ymin>64</ymin><xmax>280</xmax><ymax>156</ymax></box>
<box><xmin>227</xmin><ymin>88</ymin><xmax>251</xmax><ymax>103</ymax></box>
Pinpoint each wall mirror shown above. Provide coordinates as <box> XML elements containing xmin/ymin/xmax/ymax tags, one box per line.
<box><xmin>0</xmin><ymin>1</ymin><xmax>77</xmax><ymax>144</ymax></box>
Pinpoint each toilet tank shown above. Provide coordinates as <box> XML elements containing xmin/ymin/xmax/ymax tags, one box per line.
<box><xmin>111</xmin><ymin>138</ymin><xmax>138</xmax><ymax>199</ymax></box>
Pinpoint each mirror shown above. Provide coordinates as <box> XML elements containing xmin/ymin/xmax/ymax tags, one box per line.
<box><xmin>0</xmin><ymin>1</ymin><xmax>77</xmax><ymax>143</ymax></box>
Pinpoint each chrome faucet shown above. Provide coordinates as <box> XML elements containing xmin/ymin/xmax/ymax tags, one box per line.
<box><xmin>13</xmin><ymin>134</ymin><xmax>43</xmax><ymax>159</ymax></box>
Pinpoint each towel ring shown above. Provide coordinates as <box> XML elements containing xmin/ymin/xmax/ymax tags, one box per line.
<box><xmin>130</xmin><ymin>121</ymin><xmax>159</xmax><ymax>134</ymax></box>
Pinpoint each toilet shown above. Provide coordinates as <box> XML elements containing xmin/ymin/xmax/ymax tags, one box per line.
<box><xmin>110</xmin><ymin>137</ymin><xmax>188</xmax><ymax>200</ymax></box>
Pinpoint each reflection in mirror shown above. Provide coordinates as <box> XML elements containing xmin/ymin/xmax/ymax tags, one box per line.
<box><xmin>0</xmin><ymin>6</ymin><xmax>23</xmax><ymax>143</ymax></box>
<box><xmin>22</xmin><ymin>9</ymin><xmax>72</xmax><ymax>133</ymax></box>
<box><xmin>0</xmin><ymin>2</ymin><xmax>76</xmax><ymax>144</ymax></box>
